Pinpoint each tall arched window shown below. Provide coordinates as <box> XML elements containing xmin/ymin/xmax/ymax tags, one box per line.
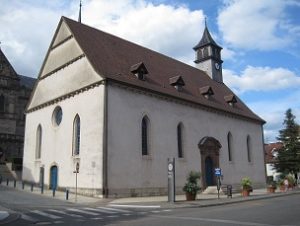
<box><xmin>227</xmin><ymin>132</ymin><xmax>233</xmax><ymax>161</ymax></box>
<box><xmin>0</xmin><ymin>95</ymin><xmax>4</xmax><ymax>112</ymax></box>
<box><xmin>142</xmin><ymin>116</ymin><xmax>149</xmax><ymax>155</ymax></box>
<box><xmin>247</xmin><ymin>135</ymin><xmax>251</xmax><ymax>162</ymax></box>
<box><xmin>72</xmin><ymin>115</ymin><xmax>81</xmax><ymax>155</ymax></box>
<box><xmin>177</xmin><ymin>123</ymin><xmax>183</xmax><ymax>158</ymax></box>
<box><xmin>36</xmin><ymin>125</ymin><xmax>42</xmax><ymax>159</ymax></box>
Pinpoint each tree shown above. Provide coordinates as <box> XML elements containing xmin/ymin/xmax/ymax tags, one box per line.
<box><xmin>274</xmin><ymin>109</ymin><xmax>300</xmax><ymax>177</ymax></box>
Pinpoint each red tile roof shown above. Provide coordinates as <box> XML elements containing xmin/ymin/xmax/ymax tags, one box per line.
<box><xmin>62</xmin><ymin>17</ymin><xmax>264</xmax><ymax>123</ymax></box>
<box><xmin>264</xmin><ymin>142</ymin><xmax>283</xmax><ymax>163</ymax></box>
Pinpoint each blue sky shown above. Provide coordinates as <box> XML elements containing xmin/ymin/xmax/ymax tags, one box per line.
<box><xmin>0</xmin><ymin>0</ymin><xmax>299</xmax><ymax>142</ymax></box>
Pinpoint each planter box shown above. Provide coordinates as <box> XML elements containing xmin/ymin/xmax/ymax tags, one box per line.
<box><xmin>267</xmin><ymin>187</ymin><xmax>276</xmax><ymax>193</ymax></box>
<box><xmin>242</xmin><ymin>189</ymin><xmax>250</xmax><ymax>197</ymax></box>
<box><xmin>186</xmin><ymin>192</ymin><xmax>196</xmax><ymax>201</ymax></box>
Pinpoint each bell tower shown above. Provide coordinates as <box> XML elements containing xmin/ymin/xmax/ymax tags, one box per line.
<box><xmin>193</xmin><ymin>22</ymin><xmax>223</xmax><ymax>83</ymax></box>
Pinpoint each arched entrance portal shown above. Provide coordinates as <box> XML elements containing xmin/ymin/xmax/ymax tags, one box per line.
<box><xmin>49</xmin><ymin>165</ymin><xmax>58</xmax><ymax>190</ymax></box>
<box><xmin>205</xmin><ymin>156</ymin><xmax>214</xmax><ymax>186</ymax></box>
<box><xmin>198</xmin><ymin>137</ymin><xmax>222</xmax><ymax>189</ymax></box>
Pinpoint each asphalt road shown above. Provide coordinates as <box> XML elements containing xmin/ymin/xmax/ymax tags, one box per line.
<box><xmin>1</xmin><ymin>185</ymin><xmax>300</xmax><ymax>226</ymax></box>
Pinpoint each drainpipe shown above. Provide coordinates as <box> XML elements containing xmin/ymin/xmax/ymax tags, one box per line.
<box><xmin>102</xmin><ymin>80</ymin><xmax>108</xmax><ymax>198</ymax></box>
<box><xmin>261</xmin><ymin>124</ymin><xmax>267</xmax><ymax>186</ymax></box>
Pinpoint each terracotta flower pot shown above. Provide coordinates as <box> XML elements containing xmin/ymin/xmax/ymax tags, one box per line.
<box><xmin>267</xmin><ymin>187</ymin><xmax>276</xmax><ymax>193</ymax></box>
<box><xmin>242</xmin><ymin>189</ymin><xmax>250</xmax><ymax>197</ymax></box>
<box><xmin>186</xmin><ymin>192</ymin><xmax>196</xmax><ymax>201</ymax></box>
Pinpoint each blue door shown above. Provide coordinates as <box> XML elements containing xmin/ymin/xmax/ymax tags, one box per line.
<box><xmin>50</xmin><ymin>166</ymin><xmax>58</xmax><ymax>189</ymax></box>
<box><xmin>205</xmin><ymin>157</ymin><xmax>214</xmax><ymax>186</ymax></box>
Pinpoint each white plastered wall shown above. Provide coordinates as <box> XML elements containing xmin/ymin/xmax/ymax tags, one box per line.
<box><xmin>106</xmin><ymin>84</ymin><xmax>266</xmax><ymax>195</ymax></box>
<box><xmin>22</xmin><ymin>85</ymin><xmax>105</xmax><ymax>191</ymax></box>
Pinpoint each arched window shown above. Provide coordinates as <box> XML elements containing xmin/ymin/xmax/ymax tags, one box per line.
<box><xmin>0</xmin><ymin>95</ymin><xmax>4</xmax><ymax>112</ymax></box>
<box><xmin>227</xmin><ymin>132</ymin><xmax>233</xmax><ymax>162</ymax></box>
<box><xmin>36</xmin><ymin>125</ymin><xmax>42</xmax><ymax>159</ymax></box>
<box><xmin>72</xmin><ymin>115</ymin><xmax>81</xmax><ymax>155</ymax></box>
<box><xmin>247</xmin><ymin>135</ymin><xmax>251</xmax><ymax>162</ymax></box>
<box><xmin>142</xmin><ymin>116</ymin><xmax>149</xmax><ymax>155</ymax></box>
<box><xmin>177</xmin><ymin>123</ymin><xmax>183</xmax><ymax>158</ymax></box>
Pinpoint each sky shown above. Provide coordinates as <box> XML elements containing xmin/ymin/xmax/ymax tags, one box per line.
<box><xmin>0</xmin><ymin>0</ymin><xmax>299</xmax><ymax>142</ymax></box>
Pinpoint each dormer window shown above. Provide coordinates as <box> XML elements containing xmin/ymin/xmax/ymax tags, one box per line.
<box><xmin>169</xmin><ymin>75</ymin><xmax>185</xmax><ymax>91</ymax></box>
<box><xmin>224</xmin><ymin>94</ymin><xmax>237</xmax><ymax>107</ymax></box>
<box><xmin>130</xmin><ymin>62</ymin><xmax>148</xmax><ymax>81</ymax></box>
<box><xmin>199</xmin><ymin>86</ymin><xmax>214</xmax><ymax>99</ymax></box>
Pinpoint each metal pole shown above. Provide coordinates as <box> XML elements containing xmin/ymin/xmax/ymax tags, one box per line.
<box><xmin>66</xmin><ymin>189</ymin><xmax>69</xmax><ymax>200</ymax></box>
<box><xmin>14</xmin><ymin>180</ymin><xmax>16</xmax><ymax>188</ymax></box>
<box><xmin>22</xmin><ymin>181</ymin><xmax>25</xmax><ymax>189</ymax></box>
<box><xmin>167</xmin><ymin>158</ymin><xmax>175</xmax><ymax>203</ymax></box>
<box><xmin>6</xmin><ymin>178</ymin><xmax>9</xmax><ymax>186</ymax></box>
<box><xmin>75</xmin><ymin>172</ymin><xmax>78</xmax><ymax>202</ymax></box>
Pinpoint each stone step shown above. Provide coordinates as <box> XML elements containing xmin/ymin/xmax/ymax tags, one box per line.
<box><xmin>0</xmin><ymin>164</ymin><xmax>20</xmax><ymax>180</ymax></box>
<box><xmin>202</xmin><ymin>186</ymin><xmax>224</xmax><ymax>195</ymax></box>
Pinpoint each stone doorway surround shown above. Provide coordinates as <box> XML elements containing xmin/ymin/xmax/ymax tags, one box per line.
<box><xmin>198</xmin><ymin>136</ymin><xmax>222</xmax><ymax>189</ymax></box>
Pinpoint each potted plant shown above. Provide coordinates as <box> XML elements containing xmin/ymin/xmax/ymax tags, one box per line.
<box><xmin>286</xmin><ymin>174</ymin><xmax>296</xmax><ymax>189</ymax></box>
<box><xmin>278</xmin><ymin>179</ymin><xmax>285</xmax><ymax>192</ymax></box>
<box><xmin>241</xmin><ymin>177</ymin><xmax>252</xmax><ymax>197</ymax></box>
<box><xmin>267</xmin><ymin>181</ymin><xmax>277</xmax><ymax>193</ymax></box>
<box><xmin>183</xmin><ymin>171</ymin><xmax>201</xmax><ymax>201</ymax></box>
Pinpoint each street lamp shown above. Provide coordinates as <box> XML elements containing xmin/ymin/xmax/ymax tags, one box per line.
<box><xmin>73</xmin><ymin>162</ymin><xmax>79</xmax><ymax>202</ymax></box>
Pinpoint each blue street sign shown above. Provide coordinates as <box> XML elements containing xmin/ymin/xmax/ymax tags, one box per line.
<box><xmin>215</xmin><ymin>168</ymin><xmax>222</xmax><ymax>176</ymax></box>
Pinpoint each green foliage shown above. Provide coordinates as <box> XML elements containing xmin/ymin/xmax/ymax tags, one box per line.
<box><xmin>274</xmin><ymin>109</ymin><xmax>300</xmax><ymax>175</ymax></box>
<box><xmin>286</xmin><ymin>174</ymin><xmax>296</xmax><ymax>185</ymax></box>
<box><xmin>241</xmin><ymin>177</ymin><xmax>252</xmax><ymax>190</ymax></box>
<box><xmin>183</xmin><ymin>171</ymin><xmax>201</xmax><ymax>195</ymax></box>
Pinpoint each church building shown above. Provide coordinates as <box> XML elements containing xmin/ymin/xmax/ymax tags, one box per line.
<box><xmin>0</xmin><ymin>48</ymin><xmax>35</xmax><ymax>174</ymax></box>
<box><xmin>22</xmin><ymin>17</ymin><xmax>266</xmax><ymax>198</ymax></box>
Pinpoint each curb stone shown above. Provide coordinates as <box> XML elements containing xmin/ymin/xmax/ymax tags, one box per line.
<box><xmin>0</xmin><ymin>213</ymin><xmax>20</xmax><ymax>225</ymax></box>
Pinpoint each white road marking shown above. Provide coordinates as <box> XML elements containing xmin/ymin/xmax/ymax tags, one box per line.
<box><xmin>108</xmin><ymin>204</ymin><xmax>160</xmax><ymax>209</ymax></box>
<box><xmin>107</xmin><ymin>215</ymin><xmax>118</xmax><ymax>218</ymax></box>
<box><xmin>83</xmin><ymin>207</ymin><xmax>115</xmax><ymax>214</ymax></box>
<box><xmin>21</xmin><ymin>214</ymin><xmax>38</xmax><ymax>222</ymax></box>
<box><xmin>48</xmin><ymin>209</ymin><xmax>83</xmax><ymax>218</ymax></box>
<box><xmin>161</xmin><ymin>209</ymin><xmax>172</xmax><ymax>212</ymax></box>
<box><xmin>31</xmin><ymin>210</ymin><xmax>62</xmax><ymax>219</ymax></box>
<box><xmin>91</xmin><ymin>217</ymin><xmax>103</xmax><ymax>220</ymax></box>
<box><xmin>155</xmin><ymin>215</ymin><xmax>278</xmax><ymax>226</ymax></box>
<box><xmin>67</xmin><ymin>208</ymin><xmax>99</xmax><ymax>216</ymax></box>
<box><xmin>99</xmin><ymin>207</ymin><xmax>131</xmax><ymax>213</ymax></box>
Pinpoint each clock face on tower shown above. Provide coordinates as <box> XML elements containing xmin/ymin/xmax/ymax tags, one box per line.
<box><xmin>215</xmin><ymin>62</ymin><xmax>220</xmax><ymax>70</ymax></box>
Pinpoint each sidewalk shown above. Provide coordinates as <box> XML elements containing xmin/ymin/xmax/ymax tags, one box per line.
<box><xmin>1</xmin><ymin>181</ymin><xmax>300</xmax><ymax>223</ymax></box>
<box><xmin>108</xmin><ymin>187</ymin><xmax>300</xmax><ymax>208</ymax></box>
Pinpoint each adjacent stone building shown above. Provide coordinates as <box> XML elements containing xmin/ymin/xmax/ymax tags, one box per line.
<box><xmin>23</xmin><ymin>17</ymin><xmax>266</xmax><ymax>198</ymax></box>
<box><xmin>0</xmin><ymin>48</ymin><xmax>35</xmax><ymax>170</ymax></box>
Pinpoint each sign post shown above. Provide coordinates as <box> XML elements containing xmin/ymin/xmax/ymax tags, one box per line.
<box><xmin>167</xmin><ymin>158</ymin><xmax>175</xmax><ymax>203</ymax></box>
<box><xmin>215</xmin><ymin>168</ymin><xmax>222</xmax><ymax>199</ymax></box>
<box><xmin>73</xmin><ymin>163</ymin><xmax>80</xmax><ymax>202</ymax></box>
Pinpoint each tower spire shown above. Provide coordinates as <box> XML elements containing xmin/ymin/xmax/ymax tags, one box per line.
<box><xmin>78</xmin><ymin>0</ymin><xmax>82</xmax><ymax>23</ymax></box>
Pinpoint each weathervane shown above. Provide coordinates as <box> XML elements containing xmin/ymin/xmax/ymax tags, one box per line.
<box><xmin>78</xmin><ymin>0</ymin><xmax>82</xmax><ymax>23</ymax></box>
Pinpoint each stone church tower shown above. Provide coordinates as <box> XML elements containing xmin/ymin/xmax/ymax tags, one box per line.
<box><xmin>0</xmin><ymin>48</ymin><xmax>35</xmax><ymax>174</ymax></box>
<box><xmin>193</xmin><ymin>24</ymin><xmax>223</xmax><ymax>83</ymax></box>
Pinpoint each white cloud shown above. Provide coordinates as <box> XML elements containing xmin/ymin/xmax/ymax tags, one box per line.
<box><xmin>0</xmin><ymin>0</ymin><xmax>69</xmax><ymax>77</ymax></box>
<box><xmin>80</xmin><ymin>0</ymin><xmax>204</xmax><ymax>62</ymax></box>
<box><xmin>217</xmin><ymin>0</ymin><xmax>300</xmax><ymax>50</ymax></box>
<box><xmin>248</xmin><ymin>92</ymin><xmax>300</xmax><ymax>142</ymax></box>
<box><xmin>221</xmin><ymin>47</ymin><xmax>236</xmax><ymax>61</ymax></box>
<box><xmin>0</xmin><ymin>0</ymin><xmax>205</xmax><ymax>77</ymax></box>
<box><xmin>223</xmin><ymin>66</ymin><xmax>300</xmax><ymax>93</ymax></box>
